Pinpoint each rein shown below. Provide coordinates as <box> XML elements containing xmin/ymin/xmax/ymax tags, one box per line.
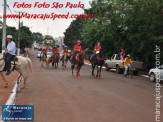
<box><xmin>97</xmin><ymin>58</ymin><xmax>103</xmax><ymax>61</ymax></box>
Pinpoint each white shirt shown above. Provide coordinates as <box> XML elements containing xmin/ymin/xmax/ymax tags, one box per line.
<box><xmin>7</xmin><ymin>41</ymin><xmax>16</xmax><ymax>55</ymax></box>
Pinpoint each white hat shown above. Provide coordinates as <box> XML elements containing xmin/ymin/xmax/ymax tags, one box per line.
<box><xmin>7</xmin><ymin>35</ymin><xmax>13</xmax><ymax>39</ymax></box>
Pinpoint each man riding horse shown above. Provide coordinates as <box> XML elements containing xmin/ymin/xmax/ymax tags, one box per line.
<box><xmin>90</xmin><ymin>42</ymin><xmax>104</xmax><ymax>78</ymax></box>
<box><xmin>71</xmin><ymin>40</ymin><xmax>82</xmax><ymax>64</ymax></box>
<box><xmin>90</xmin><ymin>42</ymin><xmax>102</xmax><ymax>61</ymax></box>
<box><xmin>61</xmin><ymin>46</ymin><xmax>69</xmax><ymax>67</ymax></box>
<box><xmin>3</xmin><ymin>35</ymin><xmax>16</xmax><ymax>75</ymax></box>
<box><xmin>71</xmin><ymin>40</ymin><xmax>85</xmax><ymax>78</ymax></box>
<box><xmin>52</xmin><ymin>45</ymin><xmax>59</xmax><ymax>54</ymax></box>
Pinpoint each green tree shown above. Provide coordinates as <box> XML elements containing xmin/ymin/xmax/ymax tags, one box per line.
<box><xmin>44</xmin><ymin>35</ymin><xmax>54</xmax><ymax>40</ymax></box>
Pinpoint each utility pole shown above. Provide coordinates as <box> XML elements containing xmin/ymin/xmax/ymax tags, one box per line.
<box><xmin>15</xmin><ymin>11</ymin><xmax>23</xmax><ymax>55</ymax></box>
<box><xmin>2</xmin><ymin>0</ymin><xmax>7</xmax><ymax>53</ymax></box>
<box><xmin>17</xmin><ymin>12</ymin><xmax>21</xmax><ymax>55</ymax></box>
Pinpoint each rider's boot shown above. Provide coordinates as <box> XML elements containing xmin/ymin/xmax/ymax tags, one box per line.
<box><xmin>6</xmin><ymin>70</ymin><xmax>11</xmax><ymax>75</ymax></box>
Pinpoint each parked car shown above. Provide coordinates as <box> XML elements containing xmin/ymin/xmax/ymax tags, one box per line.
<box><xmin>37</xmin><ymin>51</ymin><xmax>42</xmax><ymax>58</ymax></box>
<box><xmin>149</xmin><ymin>65</ymin><xmax>163</xmax><ymax>82</ymax></box>
<box><xmin>105</xmin><ymin>54</ymin><xmax>144</xmax><ymax>75</ymax></box>
<box><xmin>47</xmin><ymin>52</ymin><xmax>52</xmax><ymax>58</ymax></box>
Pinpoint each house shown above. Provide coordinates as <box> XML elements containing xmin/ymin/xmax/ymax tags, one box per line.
<box><xmin>44</xmin><ymin>40</ymin><xmax>54</xmax><ymax>44</ymax></box>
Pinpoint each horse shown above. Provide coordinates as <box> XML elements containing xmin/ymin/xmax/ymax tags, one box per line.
<box><xmin>61</xmin><ymin>53</ymin><xmax>69</xmax><ymax>69</ymax></box>
<box><xmin>71</xmin><ymin>52</ymin><xmax>85</xmax><ymax>78</ymax></box>
<box><xmin>90</xmin><ymin>49</ymin><xmax>105</xmax><ymax>78</ymax></box>
<box><xmin>46</xmin><ymin>53</ymin><xmax>60</xmax><ymax>68</ymax></box>
<box><xmin>0</xmin><ymin>53</ymin><xmax>33</xmax><ymax>89</ymax></box>
<box><xmin>40</xmin><ymin>53</ymin><xmax>47</xmax><ymax>67</ymax></box>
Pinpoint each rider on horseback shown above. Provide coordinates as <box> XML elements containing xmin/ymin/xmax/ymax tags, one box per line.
<box><xmin>72</xmin><ymin>40</ymin><xmax>82</xmax><ymax>63</ymax></box>
<box><xmin>90</xmin><ymin>42</ymin><xmax>102</xmax><ymax>61</ymax></box>
<box><xmin>3</xmin><ymin>35</ymin><xmax>16</xmax><ymax>75</ymax></box>
<box><xmin>52</xmin><ymin>45</ymin><xmax>58</xmax><ymax>54</ymax></box>
<box><xmin>61</xmin><ymin>46</ymin><xmax>68</xmax><ymax>61</ymax></box>
<box><xmin>41</xmin><ymin>45</ymin><xmax>47</xmax><ymax>58</ymax></box>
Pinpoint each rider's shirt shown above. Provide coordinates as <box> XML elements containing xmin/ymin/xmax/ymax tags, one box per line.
<box><xmin>64</xmin><ymin>49</ymin><xmax>68</xmax><ymax>53</ymax></box>
<box><xmin>52</xmin><ymin>48</ymin><xmax>58</xmax><ymax>53</ymax></box>
<box><xmin>42</xmin><ymin>49</ymin><xmax>46</xmax><ymax>53</ymax></box>
<box><xmin>121</xmin><ymin>49</ymin><xmax>126</xmax><ymax>55</ymax></box>
<box><xmin>7</xmin><ymin>41</ymin><xmax>16</xmax><ymax>55</ymax></box>
<box><xmin>94</xmin><ymin>46</ymin><xmax>101</xmax><ymax>51</ymax></box>
<box><xmin>73</xmin><ymin>45</ymin><xmax>82</xmax><ymax>53</ymax></box>
<box><xmin>124</xmin><ymin>57</ymin><xmax>132</xmax><ymax>67</ymax></box>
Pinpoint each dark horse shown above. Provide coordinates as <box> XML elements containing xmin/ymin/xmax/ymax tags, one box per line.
<box><xmin>90</xmin><ymin>49</ymin><xmax>105</xmax><ymax>78</ymax></box>
<box><xmin>71</xmin><ymin>52</ymin><xmax>85</xmax><ymax>78</ymax></box>
<box><xmin>52</xmin><ymin>53</ymin><xmax>60</xmax><ymax>68</ymax></box>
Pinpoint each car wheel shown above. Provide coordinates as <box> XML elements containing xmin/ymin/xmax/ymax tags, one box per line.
<box><xmin>149</xmin><ymin>73</ymin><xmax>155</xmax><ymax>82</ymax></box>
<box><xmin>105</xmin><ymin>64</ymin><xmax>109</xmax><ymax>71</ymax></box>
<box><xmin>133</xmin><ymin>71</ymin><xmax>138</xmax><ymax>75</ymax></box>
<box><xmin>116</xmin><ymin>65</ymin><xmax>121</xmax><ymax>74</ymax></box>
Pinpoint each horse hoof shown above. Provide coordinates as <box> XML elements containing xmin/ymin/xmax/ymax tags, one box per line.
<box><xmin>21</xmin><ymin>86</ymin><xmax>25</xmax><ymax>90</ymax></box>
<box><xmin>4</xmin><ymin>85</ymin><xmax>8</xmax><ymax>88</ymax></box>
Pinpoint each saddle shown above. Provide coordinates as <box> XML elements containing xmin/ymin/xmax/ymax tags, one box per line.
<box><xmin>11</xmin><ymin>56</ymin><xmax>21</xmax><ymax>71</ymax></box>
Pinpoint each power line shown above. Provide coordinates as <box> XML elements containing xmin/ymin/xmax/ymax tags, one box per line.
<box><xmin>7</xmin><ymin>5</ymin><xmax>18</xmax><ymax>24</ymax></box>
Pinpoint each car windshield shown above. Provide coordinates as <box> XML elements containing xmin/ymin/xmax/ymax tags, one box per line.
<box><xmin>47</xmin><ymin>52</ymin><xmax>52</xmax><ymax>55</ymax></box>
<box><xmin>38</xmin><ymin>51</ymin><xmax>41</xmax><ymax>54</ymax></box>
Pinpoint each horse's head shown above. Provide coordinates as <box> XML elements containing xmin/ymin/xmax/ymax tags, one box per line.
<box><xmin>79</xmin><ymin>51</ymin><xmax>85</xmax><ymax>61</ymax></box>
<box><xmin>96</xmin><ymin>49</ymin><xmax>105</xmax><ymax>61</ymax></box>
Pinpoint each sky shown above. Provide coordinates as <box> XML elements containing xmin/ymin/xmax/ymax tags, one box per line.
<box><xmin>0</xmin><ymin>0</ymin><xmax>91</xmax><ymax>38</ymax></box>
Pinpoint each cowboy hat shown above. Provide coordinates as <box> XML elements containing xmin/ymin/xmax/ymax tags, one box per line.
<box><xmin>127</xmin><ymin>54</ymin><xmax>131</xmax><ymax>57</ymax></box>
<box><xmin>7</xmin><ymin>35</ymin><xmax>13</xmax><ymax>39</ymax></box>
<box><xmin>77</xmin><ymin>40</ymin><xmax>81</xmax><ymax>43</ymax></box>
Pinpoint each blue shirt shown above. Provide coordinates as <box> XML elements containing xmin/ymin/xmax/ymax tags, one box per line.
<box><xmin>7</xmin><ymin>41</ymin><xmax>16</xmax><ymax>55</ymax></box>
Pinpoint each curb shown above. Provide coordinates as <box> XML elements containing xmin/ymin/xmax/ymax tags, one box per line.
<box><xmin>84</xmin><ymin>62</ymin><xmax>149</xmax><ymax>78</ymax></box>
<box><xmin>0</xmin><ymin>77</ymin><xmax>23</xmax><ymax>122</ymax></box>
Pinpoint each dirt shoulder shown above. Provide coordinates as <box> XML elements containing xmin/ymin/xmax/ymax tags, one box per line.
<box><xmin>0</xmin><ymin>71</ymin><xmax>19</xmax><ymax>115</ymax></box>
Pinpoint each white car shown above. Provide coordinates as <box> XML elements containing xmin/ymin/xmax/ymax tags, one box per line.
<box><xmin>47</xmin><ymin>52</ymin><xmax>52</xmax><ymax>58</ymax></box>
<box><xmin>37</xmin><ymin>51</ymin><xmax>41</xmax><ymax>58</ymax></box>
<box><xmin>149</xmin><ymin>65</ymin><xmax>163</xmax><ymax>82</ymax></box>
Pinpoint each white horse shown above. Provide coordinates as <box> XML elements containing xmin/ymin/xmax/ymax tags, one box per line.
<box><xmin>0</xmin><ymin>53</ymin><xmax>33</xmax><ymax>89</ymax></box>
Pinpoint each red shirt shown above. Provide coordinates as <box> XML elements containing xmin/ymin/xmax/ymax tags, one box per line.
<box><xmin>73</xmin><ymin>45</ymin><xmax>82</xmax><ymax>53</ymax></box>
<box><xmin>121</xmin><ymin>49</ymin><xmax>126</xmax><ymax>55</ymax></box>
<box><xmin>52</xmin><ymin>48</ymin><xmax>58</xmax><ymax>54</ymax></box>
<box><xmin>42</xmin><ymin>49</ymin><xmax>46</xmax><ymax>53</ymax></box>
<box><xmin>64</xmin><ymin>49</ymin><xmax>68</xmax><ymax>53</ymax></box>
<box><xmin>94</xmin><ymin>46</ymin><xmax>102</xmax><ymax>51</ymax></box>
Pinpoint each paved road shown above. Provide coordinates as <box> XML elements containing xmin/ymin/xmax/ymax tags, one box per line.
<box><xmin>17</xmin><ymin>49</ymin><xmax>163</xmax><ymax>122</ymax></box>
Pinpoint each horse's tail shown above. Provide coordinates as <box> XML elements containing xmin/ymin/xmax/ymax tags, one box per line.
<box><xmin>26</xmin><ymin>57</ymin><xmax>33</xmax><ymax>73</ymax></box>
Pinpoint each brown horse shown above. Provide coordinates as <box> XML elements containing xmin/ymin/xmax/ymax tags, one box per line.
<box><xmin>52</xmin><ymin>53</ymin><xmax>60</xmax><ymax>68</ymax></box>
<box><xmin>71</xmin><ymin>52</ymin><xmax>85</xmax><ymax>78</ymax></box>
<box><xmin>46</xmin><ymin>53</ymin><xmax>60</xmax><ymax>68</ymax></box>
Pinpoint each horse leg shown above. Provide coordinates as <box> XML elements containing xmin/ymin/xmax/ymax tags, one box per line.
<box><xmin>77</xmin><ymin>65</ymin><xmax>81</xmax><ymax>78</ymax></box>
<box><xmin>47</xmin><ymin>62</ymin><xmax>49</xmax><ymax>69</ymax></box>
<box><xmin>96</xmin><ymin>65</ymin><xmax>99</xmax><ymax>77</ymax></box>
<box><xmin>71</xmin><ymin>64</ymin><xmax>74</xmax><ymax>75</ymax></box>
<box><xmin>0</xmin><ymin>72</ymin><xmax>8</xmax><ymax>88</ymax></box>
<box><xmin>92</xmin><ymin>64</ymin><xmax>95</xmax><ymax>76</ymax></box>
<box><xmin>21</xmin><ymin>75</ymin><xmax>27</xmax><ymax>90</ymax></box>
<box><xmin>99</xmin><ymin>65</ymin><xmax>102</xmax><ymax>78</ymax></box>
<box><xmin>17</xmin><ymin>74</ymin><xmax>21</xmax><ymax>84</ymax></box>
<box><xmin>41</xmin><ymin>61</ymin><xmax>43</xmax><ymax>67</ymax></box>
